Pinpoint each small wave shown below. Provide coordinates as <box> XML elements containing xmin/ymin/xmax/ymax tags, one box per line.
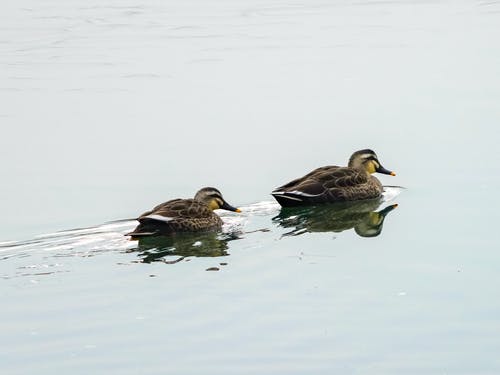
<box><xmin>383</xmin><ymin>186</ymin><xmax>405</xmax><ymax>202</ymax></box>
<box><xmin>1</xmin><ymin>189</ymin><xmax>404</xmax><ymax>264</ymax></box>
<box><xmin>0</xmin><ymin>221</ymin><xmax>136</xmax><ymax>261</ymax></box>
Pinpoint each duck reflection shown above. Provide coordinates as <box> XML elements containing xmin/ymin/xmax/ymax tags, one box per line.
<box><xmin>129</xmin><ymin>231</ymin><xmax>240</xmax><ymax>263</ymax></box>
<box><xmin>273</xmin><ymin>199</ymin><xmax>398</xmax><ymax>238</ymax></box>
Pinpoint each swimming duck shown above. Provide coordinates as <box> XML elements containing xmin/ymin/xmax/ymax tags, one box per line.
<box><xmin>271</xmin><ymin>149</ymin><xmax>396</xmax><ymax>207</ymax></box>
<box><xmin>126</xmin><ymin>187</ymin><xmax>240</xmax><ymax>239</ymax></box>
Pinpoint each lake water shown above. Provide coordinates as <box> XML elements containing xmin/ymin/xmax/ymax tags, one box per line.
<box><xmin>1</xmin><ymin>0</ymin><xmax>500</xmax><ymax>373</ymax></box>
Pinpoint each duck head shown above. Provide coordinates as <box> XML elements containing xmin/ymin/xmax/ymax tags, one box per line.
<box><xmin>194</xmin><ymin>187</ymin><xmax>241</xmax><ymax>212</ymax></box>
<box><xmin>348</xmin><ymin>149</ymin><xmax>396</xmax><ymax>176</ymax></box>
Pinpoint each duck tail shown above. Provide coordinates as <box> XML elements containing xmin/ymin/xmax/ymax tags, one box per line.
<box><xmin>271</xmin><ymin>191</ymin><xmax>306</xmax><ymax>207</ymax></box>
<box><xmin>125</xmin><ymin>216</ymin><xmax>175</xmax><ymax>239</ymax></box>
<box><xmin>125</xmin><ymin>220</ymin><xmax>160</xmax><ymax>239</ymax></box>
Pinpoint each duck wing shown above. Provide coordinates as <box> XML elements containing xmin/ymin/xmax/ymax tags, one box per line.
<box><xmin>140</xmin><ymin>199</ymin><xmax>213</xmax><ymax>221</ymax></box>
<box><xmin>272</xmin><ymin>166</ymin><xmax>369</xmax><ymax>206</ymax></box>
<box><xmin>127</xmin><ymin>199</ymin><xmax>215</xmax><ymax>237</ymax></box>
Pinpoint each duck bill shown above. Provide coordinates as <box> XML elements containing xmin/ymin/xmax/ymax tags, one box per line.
<box><xmin>376</xmin><ymin>165</ymin><xmax>396</xmax><ymax>176</ymax></box>
<box><xmin>220</xmin><ymin>201</ymin><xmax>241</xmax><ymax>213</ymax></box>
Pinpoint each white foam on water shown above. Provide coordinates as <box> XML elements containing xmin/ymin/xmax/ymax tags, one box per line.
<box><xmin>382</xmin><ymin>186</ymin><xmax>405</xmax><ymax>203</ymax></box>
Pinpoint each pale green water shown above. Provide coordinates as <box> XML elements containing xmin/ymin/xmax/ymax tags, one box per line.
<box><xmin>2</xmin><ymin>0</ymin><xmax>500</xmax><ymax>374</ymax></box>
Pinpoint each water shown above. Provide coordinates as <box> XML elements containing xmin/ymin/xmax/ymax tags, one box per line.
<box><xmin>2</xmin><ymin>0</ymin><xmax>500</xmax><ymax>373</ymax></box>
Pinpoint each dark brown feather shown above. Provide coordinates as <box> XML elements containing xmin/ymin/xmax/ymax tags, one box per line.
<box><xmin>272</xmin><ymin>166</ymin><xmax>383</xmax><ymax>206</ymax></box>
<box><xmin>127</xmin><ymin>198</ymin><xmax>223</xmax><ymax>237</ymax></box>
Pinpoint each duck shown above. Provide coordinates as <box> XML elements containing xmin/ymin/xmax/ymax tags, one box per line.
<box><xmin>271</xmin><ymin>149</ymin><xmax>396</xmax><ymax>207</ymax></box>
<box><xmin>126</xmin><ymin>187</ymin><xmax>241</xmax><ymax>239</ymax></box>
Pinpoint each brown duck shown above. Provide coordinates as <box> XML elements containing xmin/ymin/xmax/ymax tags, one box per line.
<box><xmin>127</xmin><ymin>187</ymin><xmax>240</xmax><ymax>239</ymax></box>
<box><xmin>271</xmin><ymin>149</ymin><xmax>396</xmax><ymax>207</ymax></box>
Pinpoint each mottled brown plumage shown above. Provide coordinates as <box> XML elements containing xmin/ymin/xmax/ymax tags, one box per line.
<box><xmin>127</xmin><ymin>187</ymin><xmax>240</xmax><ymax>238</ymax></box>
<box><xmin>272</xmin><ymin>149</ymin><xmax>395</xmax><ymax>207</ymax></box>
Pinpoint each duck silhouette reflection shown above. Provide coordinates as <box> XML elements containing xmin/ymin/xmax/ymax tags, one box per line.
<box><xmin>130</xmin><ymin>231</ymin><xmax>241</xmax><ymax>263</ymax></box>
<box><xmin>273</xmin><ymin>198</ymin><xmax>398</xmax><ymax>238</ymax></box>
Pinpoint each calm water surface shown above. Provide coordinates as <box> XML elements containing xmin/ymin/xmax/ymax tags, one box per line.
<box><xmin>1</xmin><ymin>0</ymin><xmax>500</xmax><ymax>374</ymax></box>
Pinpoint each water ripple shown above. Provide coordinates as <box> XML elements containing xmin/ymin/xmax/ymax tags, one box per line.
<box><xmin>0</xmin><ymin>188</ymin><xmax>403</xmax><ymax>277</ymax></box>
